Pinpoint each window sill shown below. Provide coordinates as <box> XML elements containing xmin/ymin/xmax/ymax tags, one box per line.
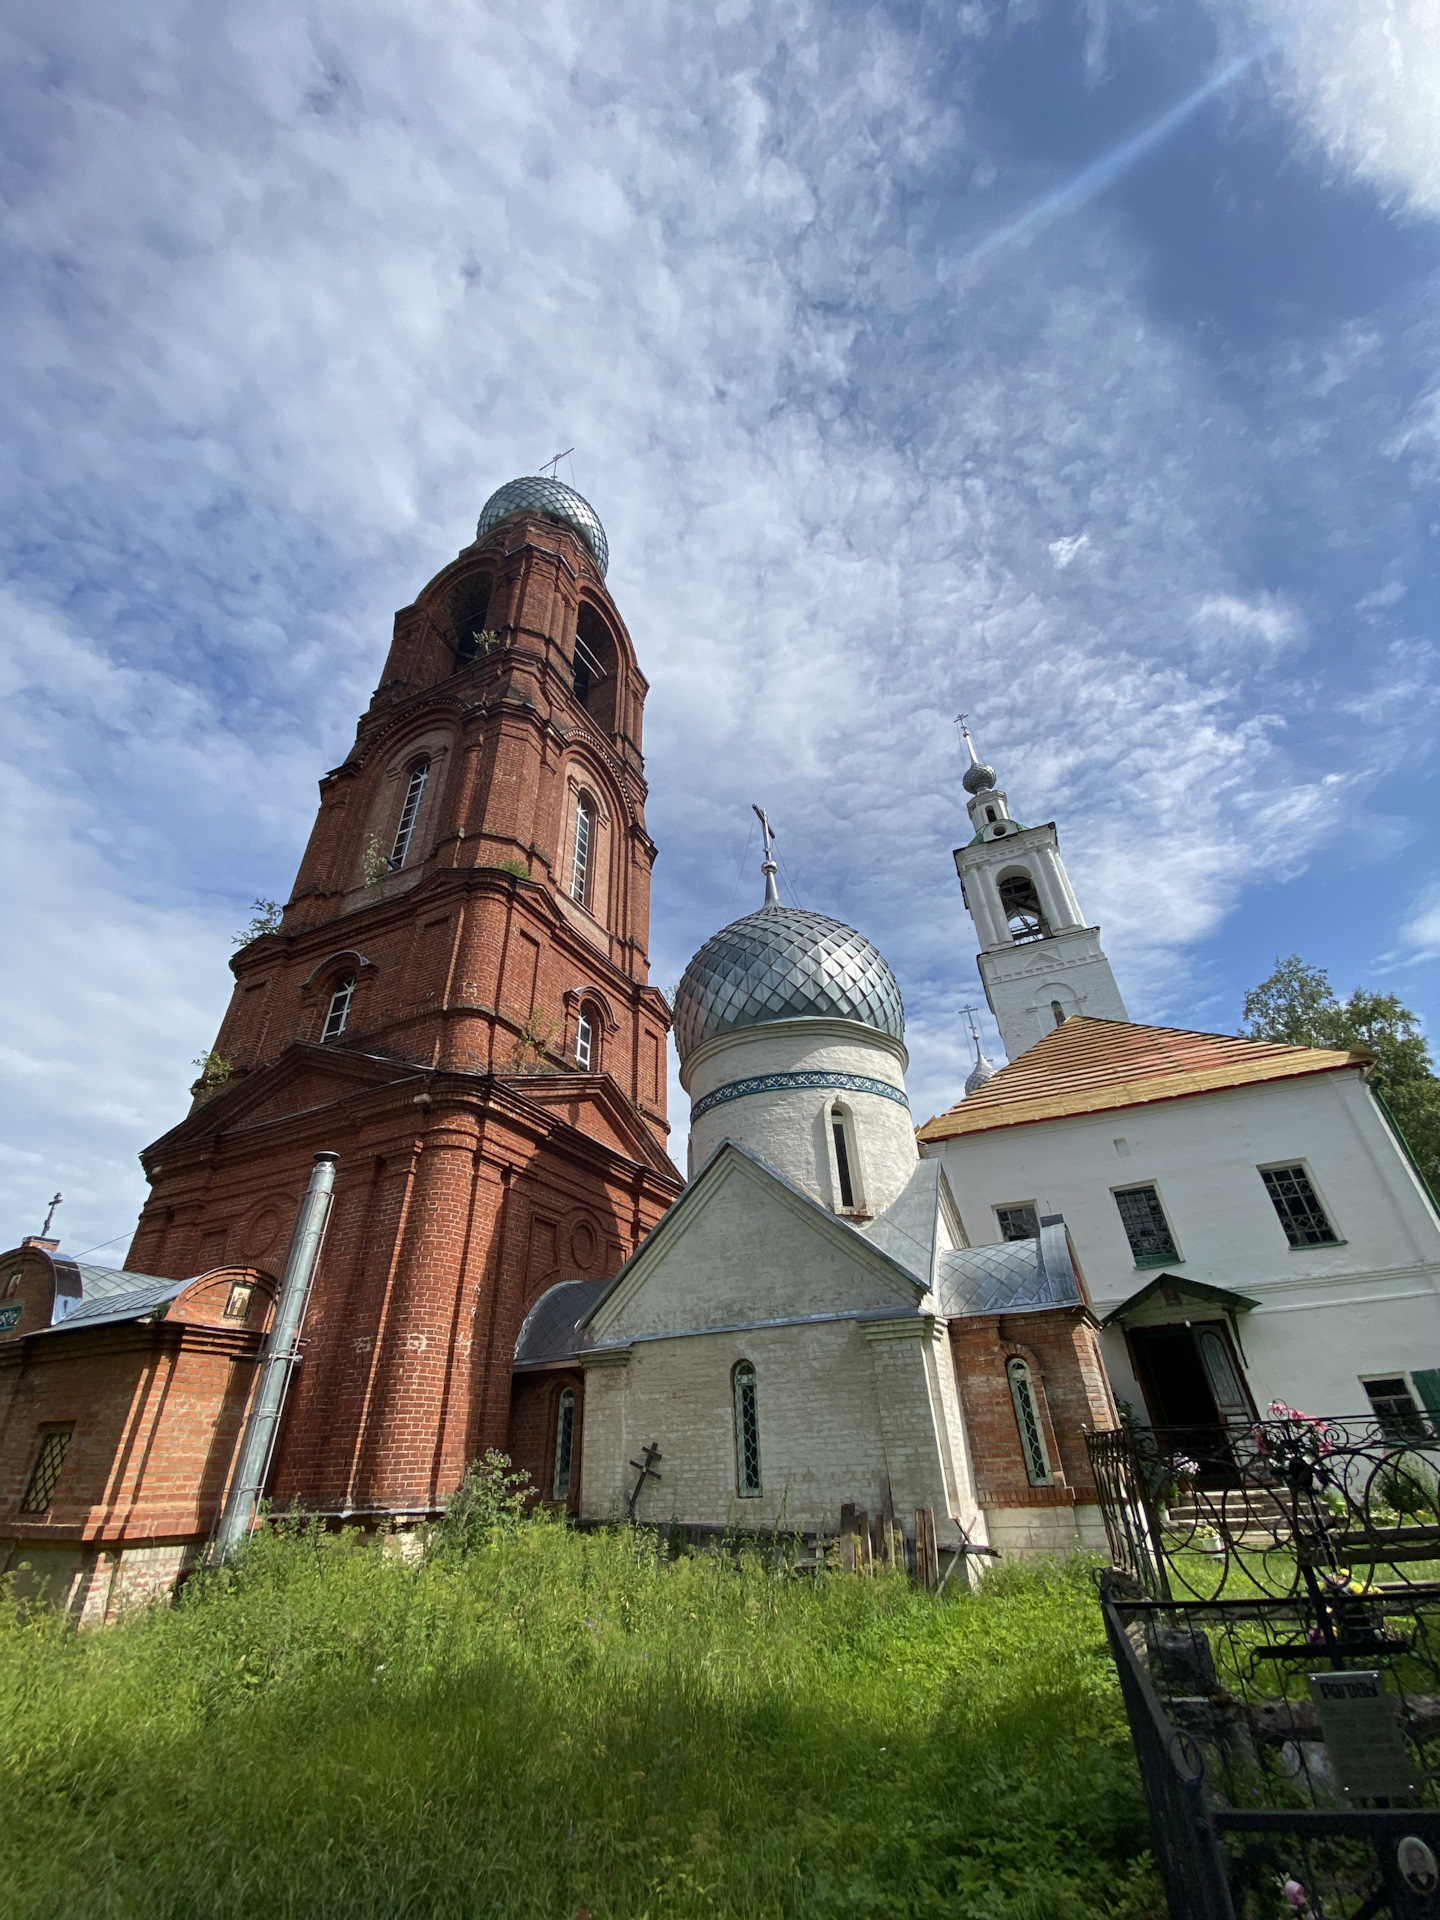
<box><xmin>1287</xmin><ymin>1239</ymin><xmax>1347</xmax><ymax>1250</ymax></box>
<box><xmin>1133</xmin><ymin>1254</ymin><xmax>1183</xmax><ymax>1270</ymax></box>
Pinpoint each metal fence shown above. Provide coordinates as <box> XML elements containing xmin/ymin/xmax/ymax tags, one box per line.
<box><xmin>1087</xmin><ymin>1417</ymin><xmax>1440</xmax><ymax>1918</ymax></box>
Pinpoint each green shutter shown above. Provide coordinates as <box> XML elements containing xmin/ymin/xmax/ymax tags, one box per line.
<box><xmin>1412</xmin><ymin>1368</ymin><xmax>1440</xmax><ymax>1416</ymax></box>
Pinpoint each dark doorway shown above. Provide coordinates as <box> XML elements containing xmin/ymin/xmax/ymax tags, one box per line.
<box><xmin>1127</xmin><ymin>1320</ymin><xmax>1256</xmax><ymax>1483</ymax></box>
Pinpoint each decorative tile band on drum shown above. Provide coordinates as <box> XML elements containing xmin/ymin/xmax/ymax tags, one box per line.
<box><xmin>692</xmin><ymin>1071</ymin><xmax>912</xmax><ymax>1123</ymax></box>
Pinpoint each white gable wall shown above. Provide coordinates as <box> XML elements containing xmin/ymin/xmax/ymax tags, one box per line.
<box><xmin>579</xmin><ymin>1151</ymin><xmax>983</xmax><ymax>1546</ymax></box>
<box><xmin>923</xmin><ymin>1068</ymin><xmax>1440</xmax><ymax>1421</ymax></box>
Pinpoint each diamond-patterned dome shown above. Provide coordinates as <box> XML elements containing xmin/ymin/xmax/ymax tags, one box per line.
<box><xmin>474</xmin><ymin>476</ymin><xmax>609</xmax><ymax>577</ymax></box>
<box><xmin>673</xmin><ymin>903</ymin><xmax>905</xmax><ymax>1066</ymax></box>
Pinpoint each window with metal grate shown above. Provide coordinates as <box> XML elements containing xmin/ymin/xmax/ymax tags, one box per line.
<box><xmin>1007</xmin><ymin>1360</ymin><xmax>1053</xmax><ymax>1486</ymax></box>
<box><xmin>733</xmin><ymin>1361</ymin><xmax>761</xmax><ymax>1497</ymax></box>
<box><xmin>1259</xmin><ymin>1164</ymin><xmax>1339</xmax><ymax>1247</ymax></box>
<box><xmin>21</xmin><ymin>1426</ymin><xmax>73</xmax><ymax>1513</ymax></box>
<box><xmin>1114</xmin><ymin>1184</ymin><xmax>1179</xmax><ymax>1265</ymax></box>
<box><xmin>996</xmin><ymin>1203</ymin><xmax>1039</xmax><ymax>1242</ymax></box>
<box><xmin>553</xmin><ymin>1388</ymin><xmax>575</xmax><ymax>1501</ymax></box>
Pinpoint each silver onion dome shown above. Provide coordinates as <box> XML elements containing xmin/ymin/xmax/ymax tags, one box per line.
<box><xmin>474</xmin><ymin>476</ymin><xmax>609</xmax><ymax>577</ymax></box>
<box><xmin>962</xmin><ymin>760</ymin><xmax>997</xmax><ymax>794</ymax></box>
<box><xmin>964</xmin><ymin>1051</ymin><xmax>997</xmax><ymax>1095</ymax></box>
<box><xmin>673</xmin><ymin>903</ymin><xmax>905</xmax><ymax>1066</ymax></box>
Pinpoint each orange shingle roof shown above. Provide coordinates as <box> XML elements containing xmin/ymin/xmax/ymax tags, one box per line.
<box><xmin>916</xmin><ymin>1017</ymin><xmax>1369</xmax><ymax>1142</ymax></box>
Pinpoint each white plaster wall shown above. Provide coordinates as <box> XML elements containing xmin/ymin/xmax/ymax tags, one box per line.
<box><xmin>923</xmin><ymin>1070</ymin><xmax>1440</xmax><ymax>1421</ymax></box>
<box><xmin>579</xmin><ymin>1316</ymin><xmax>973</xmax><ymax>1545</ymax></box>
<box><xmin>978</xmin><ymin>928</ymin><xmax>1128</xmax><ymax>1057</ymax></box>
<box><xmin>684</xmin><ymin>1020</ymin><xmax>917</xmax><ymax>1213</ymax></box>
<box><xmin>590</xmin><ymin>1153</ymin><xmax>921</xmax><ymax>1343</ymax></box>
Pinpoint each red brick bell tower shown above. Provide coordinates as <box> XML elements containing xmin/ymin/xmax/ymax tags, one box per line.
<box><xmin>124</xmin><ymin>477</ymin><xmax>683</xmax><ymax>1521</ymax></box>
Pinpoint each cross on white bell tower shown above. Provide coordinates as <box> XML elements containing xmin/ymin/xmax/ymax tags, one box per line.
<box><xmin>951</xmin><ymin>719</ymin><xmax>1128</xmax><ymax>1059</ymax></box>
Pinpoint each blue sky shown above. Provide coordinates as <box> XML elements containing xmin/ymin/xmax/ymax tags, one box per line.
<box><xmin>2</xmin><ymin>0</ymin><xmax>1438</xmax><ymax>1262</ymax></box>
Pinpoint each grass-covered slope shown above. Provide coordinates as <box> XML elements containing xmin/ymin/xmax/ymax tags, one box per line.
<box><xmin>0</xmin><ymin>1521</ymin><xmax>1161</xmax><ymax>1919</ymax></box>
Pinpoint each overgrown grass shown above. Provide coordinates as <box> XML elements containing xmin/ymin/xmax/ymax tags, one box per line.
<box><xmin>0</xmin><ymin>1521</ymin><xmax>1161</xmax><ymax>1919</ymax></box>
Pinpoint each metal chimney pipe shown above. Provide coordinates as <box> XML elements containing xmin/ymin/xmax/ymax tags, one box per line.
<box><xmin>213</xmin><ymin>1151</ymin><xmax>338</xmax><ymax>1565</ymax></box>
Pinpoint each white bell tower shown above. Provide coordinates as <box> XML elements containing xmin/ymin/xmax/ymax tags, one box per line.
<box><xmin>952</xmin><ymin>722</ymin><xmax>1128</xmax><ymax>1059</ymax></box>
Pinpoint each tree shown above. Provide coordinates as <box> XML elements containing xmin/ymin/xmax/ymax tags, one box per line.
<box><xmin>1242</xmin><ymin>955</ymin><xmax>1440</xmax><ymax>1189</ymax></box>
<box><xmin>232</xmin><ymin>898</ymin><xmax>283</xmax><ymax>948</ymax></box>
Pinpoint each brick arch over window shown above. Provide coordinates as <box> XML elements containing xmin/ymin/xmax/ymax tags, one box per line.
<box><xmin>357</xmin><ymin>730</ymin><xmax>453</xmax><ymax>884</ymax></box>
<box><xmin>573</xmin><ymin>601</ymin><xmax>619</xmax><ymax>732</ymax></box>
<box><xmin>562</xmin><ymin>767</ymin><xmax>615</xmax><ymax>925</ymax></box>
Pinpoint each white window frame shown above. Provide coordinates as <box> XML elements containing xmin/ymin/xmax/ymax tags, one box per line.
<box><xmin>323</xmin><ymin>976</ymin><xmax>356</xmax><ymax>1041</ymax></box>
<box><xmin>570</xmin><ymin>795</ymin><xmax>593</xmax><ymax>905</ymax></box>
<box><xmin>575</xmin><ymin>1011</ymin><xmax>594</xmax><ymax>1070</ymax></box>
<box><xmin>389</xmin><ymin>760</ymin><xmax>430</xmax><ymax>870</ymax></box>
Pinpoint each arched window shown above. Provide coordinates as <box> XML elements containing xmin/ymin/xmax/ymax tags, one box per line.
<box><xmin>553</xmin><ymin>1388</ymin><xmax>576</xmax><ymax>1501</ymax></box>
<box><xmin>450</xmin><ymin>572</ymin><xmax>493</xmax><ymax>667</ymax></box>
<box><xmin>733</xmin><ymin>1361</ymin><xmax>761</xmax><ymax>1497</ymax></box>
<box><xmin>570</xmin><ymin>795</ymin><xmax>593</xmax><ymax>904</ymax></box>
<box><xmin>389</xmin><ymin>761</ymin><xmax>430</xmax><ymax>870</ymax></box>
<box><xmin>997</xmin><ymin>871</ymin><xmax>1047</xmax><ymax>944</ymax></box>
<box><xmin>573</xmin><ymin>605</ymin><xmax>618</xmax><ymax>731</ymax></box>
<box><xmin>323</xmin><ymin>976</ymin><xmax>355</xmax><ymax>1041</ymax></box>
<box><xmin>831</xmin><ymin>1103</ymin><xmax>861</xmax><ymax>1211</ymax></box>
<box><xmin>1007</xmin><ymin>1358</ymin><xmax>1053</xmax><ymax>1486</ymax></box>
<box><xmin>575</xmin><ymin>1010</ymin><xmax>594</xmax><ymax>1070</ymax></box>
<box><xmin>1051</xmin><ymin>1000</ymin><xmax>1066</xmax><ymax>1027</ymax></box>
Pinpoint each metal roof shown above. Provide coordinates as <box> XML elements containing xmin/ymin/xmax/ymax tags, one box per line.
<box><xmin>673</xmin><ymin>903</ymin><xmax>904</xmax><ymax>1067</ymax></box>
<box><xmin>474</xmin><ymin>476</ymin><xmax>609</xmax><ymax>577</ymax></box>
<box><xmin>934</xmin><ymin>1222</ymin><xmax>1082</xmax><ymax>1317</ymax></box>
<box><xmin>41</xmin><ymin>1277</ymin><xmax>187</xmax><ymax>1334</ymax></box>
<box><xmin>514</xmin><ymin>1278</ymin><xmax>616</xmax><ymax>1367</ymax></box>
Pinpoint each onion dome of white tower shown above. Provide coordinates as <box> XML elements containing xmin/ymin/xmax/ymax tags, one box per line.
<box><xmin>673</xmin><ymin>903</ymin><xmax>905</xmax><ymax>1070</ymax></box>
<box><xmin>474</xmin><ymin>476</ymin><xmax>609</xmax><ymax>577</ymax></box>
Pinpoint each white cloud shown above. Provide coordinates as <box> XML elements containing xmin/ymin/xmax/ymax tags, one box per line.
<box><xmin>0</xmin><ymin>0</ymin><xmax>1432</xmax><ymax>1238</ymax></box>
<box><xmin>1216</xmin><ymin>0</ymin><xmax>1440</xmax><ymax>215</ymax></box>
<box><xmin>1402</xmin><ymin>884</ymin><xmax>1440</xmax><ymax>961</ymax></box>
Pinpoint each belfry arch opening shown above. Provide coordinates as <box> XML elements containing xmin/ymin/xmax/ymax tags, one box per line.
<box><xmin>997</xmin><ymin>870</ymin><xmax>1047</xmax><ymax>944</ymax></box>
<box><xmin>449</xmin><ymin>572</ymin><xmax>494</xmax><ymax>667</ymax></box>
<box><xmin>573</xmin><ymin>604</ymin><xmax>618</xmax><ymax>733</ymax></box>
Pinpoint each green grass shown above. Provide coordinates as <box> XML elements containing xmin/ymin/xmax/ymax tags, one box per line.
<box><xmin>0</xmin><ymin>1521</ymin><xmax>1161</xmax><ymax>1920</ymax></box>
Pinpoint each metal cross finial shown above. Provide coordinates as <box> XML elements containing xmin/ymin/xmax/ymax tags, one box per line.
<box><xmin>752</xmin><ymin>804</ymin><xmax>780</xmax><ymax>904</ymax></box>
<box><xmin>541</xmin><ymin>446</ymin><xmax>575</xmax><ymax>479</ymax></box>
<box><xmin>960</xmin><ymin>1004</ymin><xmax>984</xmax><ymax>1064</ymax></box>
<box><xmin>40</xmin><ymin>1192</ymin><xmax>62</xmax><ymax>1238</ymax></box>
<box><xmin>955</xmin><ymin>713</ymin><xmax>982</xmax><ymax>767</ymax></box>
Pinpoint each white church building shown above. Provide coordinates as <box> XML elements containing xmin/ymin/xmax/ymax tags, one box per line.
<box><xmin>919</xmin><ymin>730</ymin><xmax>1440</xmax><ymax>1438</ymax></box>
<box><xmin>516</xmin><ymin>832</ymin><xmax>1119</xmax><ymax>1559</ymax></box>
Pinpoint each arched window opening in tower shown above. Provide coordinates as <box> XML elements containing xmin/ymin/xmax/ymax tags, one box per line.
<box><xmin>831</xmin><ymin>1105</ymin><xmax>859</xmax><ymax>1210</ymax></box>
<box><xmin>570</xmin><ymin>796</ymin><xmax>593</xmax><ymax>905</ymax></box>
<box><xmin>575</xmin><ymin>1010</ymin><xmax>594</xmax><ymax>1070</ymax></box>
<box><xmin>733</xmin><ymin>1361</ymin><xmax>761</xmax><ymax>1497</ymax></box>
<box><xmin>389</xmin><ymin>762</ymin><xmax>430</xmax><ymax>870</ymax></box>
<box><xmin>573</xmin><ymin>605</ymin><xmax>618</xmax><ymax>730</ymax></box>
<box><xmin>1051</xmin><ymin>1000</ymin><xmax>1066</xmax><ymax>1027</ymax></box>
<box><xmin>552</xmin><ymin>1388</ymin><xmax>575</xmax><ymax>1501</ymax></box>
<box><xmin>323</xmin><ymin>976</ymin><xmax>356</xmax><ymax>1041</ymax></box>
<box><xmin>1007</xmin><ymin>1358</ymin><xmax>1053</xmax><ymax>1486</ymax></box>
<box><xmin>449</xmin><ymin>572</ymin><xmax>493</xmax><ymax>667</ymax></box>
<box><xmin>997</xmin><ymin>871</ymin><xmax>1047</xmax><ymax>944</ymax></box>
